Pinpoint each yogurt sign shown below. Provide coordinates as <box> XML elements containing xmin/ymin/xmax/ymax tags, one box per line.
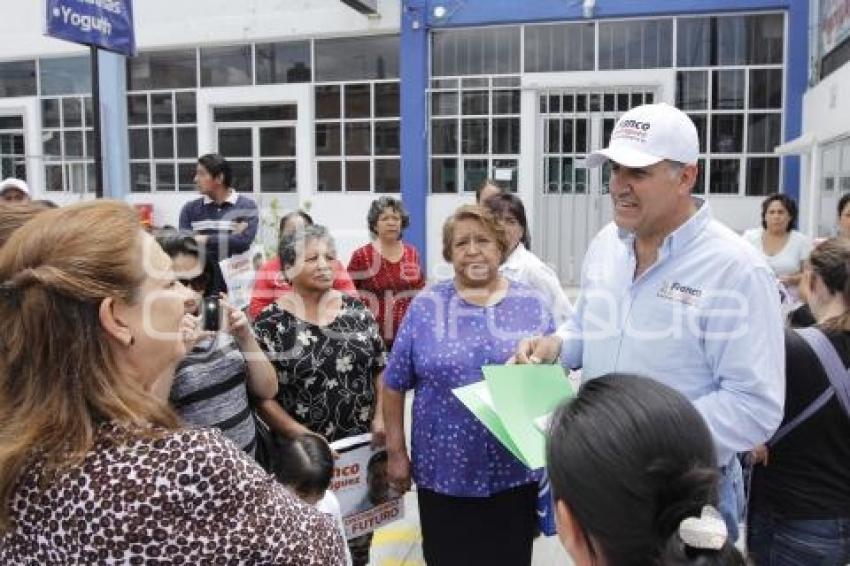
<box><xmin>46</xmin><ymin>0</ymin><xmax>136</xmax><ymax>56</ymax></box>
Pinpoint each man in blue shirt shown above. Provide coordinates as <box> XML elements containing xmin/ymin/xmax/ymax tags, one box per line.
<box><xmin>515</xmin><ymin>103</ymin><xmax>785</xmax><ymax>541</ymax></box>
<box><xmin>179</xmin><ymin>153</ymin><xmax>259</xmax><ymax>296</ymax></box>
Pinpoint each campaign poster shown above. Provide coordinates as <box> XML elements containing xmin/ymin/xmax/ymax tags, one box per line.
<box><xmin>219</xmin><ymin>246</ymin><xmax>264</xmax><ymax>310</ymax></box>
<box><xmin>329</xmin><ymin>433</ymin><xmax>404</xmax><ymax>539</ymax></box>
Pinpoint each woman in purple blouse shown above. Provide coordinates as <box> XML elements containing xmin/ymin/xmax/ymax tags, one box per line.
<box><xmin>382</xmin><ymin>205</ymin><xmax>554</xmax><ymax>565</ymax></box>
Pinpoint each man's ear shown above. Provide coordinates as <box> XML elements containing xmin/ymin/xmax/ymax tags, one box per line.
<box><xmin>556</xmin><ymin>499</ymin><xmax>588</xmax><ymax>560</ymax></box>
<box><xmin>99</xmin><ymin>297</ymin><xmax>133</xmax><ymax>347</ymax></box>
<box><xmin>679</xmin><ymin>164</ymin><xmax>699</xmax><ymax>194</ymax></box>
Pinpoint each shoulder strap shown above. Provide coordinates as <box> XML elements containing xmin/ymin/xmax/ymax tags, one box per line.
<box><xmin>769</xmin><ymin>328</ymin><xmax>850</xmax><ymax>446</ymax></box>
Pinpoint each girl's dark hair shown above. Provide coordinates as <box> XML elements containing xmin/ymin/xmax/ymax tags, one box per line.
<box><xmin>546</xmin><ymin>374</ymin><xmax>744</xmax><ymax>566</ymax></box>
<box><xmin>278</xmin><ymin>224</ymin><xmax>334</xmax><ymax>271</ymax></box>
<box><xmin>760</xmin><ymin>193</ymin><xmax>797</xmax><ymax>231</ymax></box>
<box><xmin>278</xmin><ymin>210</ymin><xmax>314</xmax><ymax>235</ymax></box>
<box><xmin>269</xmin><ymin>433</ymin><xmax>334</xmax><ymax>498</ymax></box>
<box><xmin>807</xmin><ymin>236</ymin><xmax>850</xmax><ymax>332</ymax></box>
<box><xmin>367</xmin><ymin>197</ymin><xmax>410</xmax><ymax>239</ymax></box>
<box><xmin>153</xmin><ymin>228</ymin><xmax>214</xmax><ymax>294</ymax></box>
<box><xmin>837</xmin><ymin>193</ymin><xmax>850</xmax><ymax>219</ymax></box>
<box><xmin>197</xmin><ymin>153</ymin><xmax>232</xmax><ymax>187</ymax></box>
<box><xmin>484</xmin><ymin>192</ymin><xmax>531</xmax><ymax>250</ymax></box>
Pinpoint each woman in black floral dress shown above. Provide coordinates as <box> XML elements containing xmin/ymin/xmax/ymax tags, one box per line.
<box><xmin>253</xmin><ymin>224</ymin><xmax>386</xmax><ymax>566</ymax></box>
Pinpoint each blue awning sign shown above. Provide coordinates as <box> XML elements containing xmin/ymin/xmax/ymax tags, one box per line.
<box><xmin>45</xmin><ymin>0</ymin><xmax>135</xmax><ymax>56</ymax></box>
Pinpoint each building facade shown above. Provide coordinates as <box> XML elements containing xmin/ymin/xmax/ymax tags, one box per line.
<box><xmin>0</xmin><ymin>0</ymin><xmax>808</xmax><ymax>280</ymax></box>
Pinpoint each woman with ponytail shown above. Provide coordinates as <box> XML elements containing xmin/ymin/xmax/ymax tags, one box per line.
<box><xmin>547</xmin><ymin>374</ymin><xmax>745</xmax><ymax>565</ymax></box>
<box><xmin>748</xmin><ymin>237</ymin><xmax>850</xmax><ymax>565</ymax></box>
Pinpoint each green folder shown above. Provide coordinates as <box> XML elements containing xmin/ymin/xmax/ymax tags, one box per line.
<box><xmin>452</xmin><ymin>364</ymin><xmax>575</xmax><ymax>470</ymax></box>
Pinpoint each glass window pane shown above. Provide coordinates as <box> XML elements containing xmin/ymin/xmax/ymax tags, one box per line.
<box><xmin>463</xmin><ymin>159</ymin><xmax>489</xmax><ymax>193</ymax></box>
<box><xmin>152</xmin><ymin>128</ymin><xmax>174</xmax><ymax>159</ymax></box>
<box><xmin>260</xmin><ymin>127</ymin><xmax>295</xmax><ymax>157</ymax></box>
<box><xmin>717</xmin><ymin>15</ymin><xmax>748</xmax><ymax>65</ymax></box>
<box><xmin>493</xmin><ymin>90</ymin><xmax>520</xmax><ymax>115</ymax></box>
<box><xmin>375</xmin><ymin>122</ymin><xmax>400</xmax><ymax>156</ymax></box>
<box><xmin>156</xmin><ymin>163</ymin><xmax>175</xmax><ymax>191</ymax></box>
<box><xmin>344</xmin><ymin>84</ymin><xmax>371</xmax><ymax>119</ymax></box>
<box><xmin>260</xmin><ymin>161</ymin><xmax>296</xmax><ymax>192</ymax></box>
<box><xmin>84</xmin><ymin>97</ymin><xmax>93</xmax><ymax>127</ymax></box>
<box><xmin>461</xmin><ymin>118</ymin><xmax>488</xmax><ymax>154</ymax></box>
<box><xmin>64</xmin><ymin>131</ymin><xmax>84</xmax><ymax>157</ymax></box>
<box><xmin>42</xmin><ymin>99</ymin><xmax>60</xmax><ymax>128</ymax></box>
<box><xmin>747</xmin><ymin>113</ymin><xmax>782</xmax><ymax>153</ymax></box>
<box><xmin>150</xmin><ymin>93</ymin><xmax>174</xmax><ymax>124</ymax></box>
<box><xmin>432</xmin><ymin>27</ymin><xmax>520</xmax><ymax>76</ymax></box>
<box><xmin>746</xmin><ymin>157</ymin><xmax>780</xmax><ymax>196</ymax></box>
<box><xmin>217</xmin><ymin>128</ymin><xmax>251</xmax><ymax>158</ymax></box>
<box><xmin>431</xmin><ymin>158</ymin><xmax>458</xmax><ymax>193</ymax></box>
<box><xmin>175</xmin><ymin>92</ymin><xmax>196</xmax><ymax>123</ymax></box>
<box><xmin>346</xmin><ymin>161</ymin><xmax>370</xmax><ymax>191</ymax></box>
<box><xmin>43</xmin><ymin>130</ymin><xmax>61</xmax><ymax>161</ymax></box>
<box><xmin>599</xmin><ymin>19</ymin><xmax>672</xmax><ymax>70</ymax></box>
<box><xmin>432</xmin><ymin>92</ymin><xmax>459</xmax><ymax>116</ymax></box>
<box><xmin>524</xmin><ymin>22</ymin><xmax>595</xmax><ymax>72</ymax></box>
<box><xmin>461</xmin><ymin>91</ymin><xmax>488</xmax><ymax>115</ymax></box>
<box><xmin>345</xmin><ymin>123</ymin><xmax>371</xmax><ymax>156</ymax></box>
<box><xmin>375</xmin><ymin>159</ymin><xmax>400</xmax><ymax>193</ymax></box>
<box><xmin>213</xmin><ymin>105</ymin><xmax>296</xmax><ymax>122</ymax></box>
<box><xmin>40</xmin><ymin>56</ymin><xmax>91</xmax><ymax>96</ymax></box>
<box><xmin>229</xmin><ymin>160</ymin><xmax>253</xmax><ymax>191</ymax></box>
<box><xmin>375</xmin><ymin>82</ymin><xmax>400</xmax><ymax>118</ymax></box>
<box><xmin>676</xmin><ymin>71</ymin><xmax>708</xmax><ymax>111</ymax></box>
<box><xmin>431</xmin><ymin>119</ymin><xmax>457</xmax><ymax>154</ymax></box>
<box><xmin>45</xmin><ymin>163</ymin><xmax>64</xmax><ymax>192</ymax></box>
<box><xmin>546</xmin><ymin>119</ymin><xmax>560</xmax><ymax>153</ymax></box>
<box><xmin>0</xmin><ymin>60</ymin><xmax>36</xmax><ymax>97</ymax></box>
<box><xmin>129</xmin><ymin>129</ymin><xmax>149</xmax><ymax>159</ymax></box>
<box><xmin>750</xmin><ymin>14</ymin><xmax>784</xmax><ymax>65</ymax></box>
<box><xmin>492</xmin><ymin>118</ymin><xmax>519</xmax><ymax>154</ymax></box>
<box><xmin>255</xmin><ymin>41</ymin><xmax>311</xmax><ymax>84</ymax></box>
<box><xmin>315</xmin><ymin>85</ymin><xmax>340</xmax><ymax>119</ymax></box>
<box><xmin>677</xmin><ymin>17</ymin><xmax>711</xmax><ymax>67</ymax></box>
<box><xmin>316</xmin><ymin>123</ymin><xmax>341</xmax><ymax>156</ymax></box>
<box><xmin>712</xmin><ymin>70</ymin><xmax>745</xmax><ymax>110</ymax></box>
<box><xmin>749</xmin><ymin>69</ymin><xmax>783</xmax><ymax>109</ymax></box>
<box><xmin>711</xmin><ymin>114</ymin><xmax>744</xmax><ymax>153</ymax></box>
<box><xmin>575</xmin><ymin>119</ymin><xmax>588</xmax><ymax>153</ymax></box>
<box><xmin>200</xmin><ymin>45</ymin><xmax>252</xmax><ymax>87</ymax></box>
<box><xmin>127</xmin><ymin>49</ymin><xmax>197</xmax><ymax>91</ymax></box>
<box><xmin>128</xmin><ymin>94</ymin><xmax>148</xmax><ymax>125</ymax></box>
<box><xmin>561</xmin><ymin>119</ymin><xmax>574</xmax><ymax>153</ymax></box>
<box><xmin>315</xmin><ymin>35</ymin><xmax>400</xmax><ymax>81</ymax></box>
<box><xmin>492</xmin><ymin>159</ymin><xmax>518</xmax><ymax>192</ymax></box>
<box><xmin>318</xmin><ymin>160</ymin><xmax>342</xmax><ymax>192</ymax></box>
<box><xmin>130</xmin><ymin>163</ymin><xmax>151</xmax><ymax>192</ymax></box>
<box><xmin>709</xmin><ymin>158</ymin><xmax>740</xmax><ymax>194</ymax></box>
<box><xmin>178</xmin><ymin>163</ymin><xmax>197</xmax><ymax>192</ymax></box>
<box><xmin>176</xmin><ymin>126</ymin><xmax>197</xmax><ymax>158</ymax></box>
<box><xmin>63</xmin><ymin>98</ymin><xmax>82</xmax><ymax>127</ymax></box>
<box><xmin>546</xmin><ymin>157</ymin><xmax>560</xmax><ymax>193</ymax></box>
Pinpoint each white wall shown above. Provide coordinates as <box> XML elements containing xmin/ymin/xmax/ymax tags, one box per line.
<box><xmin>1</xmin><ymin>1</ymin><xmax>400</xmax><ymax>59</ymax></box>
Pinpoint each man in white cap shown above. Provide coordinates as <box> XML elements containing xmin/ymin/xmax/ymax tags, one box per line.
<box><xmin>0</xmin><ymin>178</ymin><xmax>30</xmax><ymax>203</ymax></box>
<box><xmin>515</xmin><ymin>103</ymin><xmax>784</xmax><ymax>541</ymax></box>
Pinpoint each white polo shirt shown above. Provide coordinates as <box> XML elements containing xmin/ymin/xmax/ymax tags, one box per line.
<box><xmin>556</xmin><ymin>199</ymin><xmax>785</xmax><ymax>464</ymax></box>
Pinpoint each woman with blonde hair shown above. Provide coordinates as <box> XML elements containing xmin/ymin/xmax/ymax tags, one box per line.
<box><xmin>0</xmin><ymin>200</ymin><xmax>346</xmax><ymax>564</ymax></box>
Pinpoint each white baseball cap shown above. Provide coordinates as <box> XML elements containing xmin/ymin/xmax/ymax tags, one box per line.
<box><xmin>587</xmin><ymin>103</ymin><xmax>699</xmax><ymax>168</ymax></box>
<box><xmin>0</xmin><ymin>177</ymin><xmax>30</xmax><ymax>196</ymax></box>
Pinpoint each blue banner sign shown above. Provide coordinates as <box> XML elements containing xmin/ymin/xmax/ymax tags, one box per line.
<box><xmin>46</xmin><ymin>0</ymin><xmax>135</xmax><ymax>56</ymax></box>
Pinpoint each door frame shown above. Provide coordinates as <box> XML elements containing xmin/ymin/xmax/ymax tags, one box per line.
<box><xmin>519</xmin><ymin>70</ymin><xmax>676</xmax><ymax>285</ymax></box>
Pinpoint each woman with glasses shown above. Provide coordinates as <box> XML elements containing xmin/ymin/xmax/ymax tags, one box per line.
<box><xmin>155</xmin><ymin>229</ymin><xmax>278</xmax><ymax>457</ymax></box>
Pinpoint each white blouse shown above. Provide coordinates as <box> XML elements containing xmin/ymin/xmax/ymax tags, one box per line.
<box><xmin>742</xmin><ymin>228</ymin><xmax>812</xmax><ymax>278</ymax></box>
<box><xmin>500</xmin><ymin>244</ymin><xmax>574</xmax><ymax>326</ymax></box>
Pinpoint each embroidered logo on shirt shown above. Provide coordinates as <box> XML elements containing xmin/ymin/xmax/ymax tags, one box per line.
<box><xmin>657</xmin><ymin>280</ymin><xmax>703</xmax><ymax>307</ymax></box>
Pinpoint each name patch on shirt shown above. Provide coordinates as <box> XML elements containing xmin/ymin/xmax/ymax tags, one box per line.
<box><xmin>657</xmin><ymin>280</ymin><xmax>703</xmax><ymax>307</ymax></box>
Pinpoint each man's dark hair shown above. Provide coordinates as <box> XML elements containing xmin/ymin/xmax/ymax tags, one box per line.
<box><xmin>838</xmin><ymin>193</ymin><xmax>850</xmax><ymax>219</ymax></box>
<box><xmin>197</xmin><ymin>153</ymin><xmax>232</xmax><ymax>187</ymax></box>
<box><xmin>269</xmin><ymin>433</ymin><xmax>334</xmax><ymax>498</ymax></box>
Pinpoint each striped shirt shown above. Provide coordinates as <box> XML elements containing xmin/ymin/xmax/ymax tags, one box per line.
<box><xmin>171</xmin><ymin>334</ymin><xmax>257</xmax><ymax>455</ymax></box>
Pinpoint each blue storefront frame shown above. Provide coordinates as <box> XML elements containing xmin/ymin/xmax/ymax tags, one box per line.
<box><xmin>400</xmin><ymin>0</ymin><xmax>808</xmax><ymax>265</ymax></box>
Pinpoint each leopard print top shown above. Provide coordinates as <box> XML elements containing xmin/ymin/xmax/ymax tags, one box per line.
<box><xmin>0</xmin><ymin>423</ymin><xmax>346</xmax><ymax>565</ymax></box>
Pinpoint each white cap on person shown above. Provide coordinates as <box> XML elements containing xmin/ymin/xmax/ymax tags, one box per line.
<box><xmin>0</xmin><ymin>178</ymin><xmax>30</xmax><ymax>196</ymax></box>
<box><xmin>586</xmin><ymin>103</ymin><xmax>699</xmax><ymax>168</ymax></box>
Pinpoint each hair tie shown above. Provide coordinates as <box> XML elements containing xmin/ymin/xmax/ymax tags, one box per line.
<box><xmin>678</xmin><ymin>505</ymin><xmax>727</xmax><ymax>551</ymax></box>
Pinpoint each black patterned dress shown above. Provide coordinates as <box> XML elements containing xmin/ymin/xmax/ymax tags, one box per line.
<box><xmin>253</xmin><ymin>294</ymin><xmax>386</xmax><ymax>443</ymax></box>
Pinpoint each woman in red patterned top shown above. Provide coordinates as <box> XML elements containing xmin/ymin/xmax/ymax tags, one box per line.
<box><xmin>347</xmin><ymin>197</ymin><xmax>425</xmax><ymax>348</ymax></box>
